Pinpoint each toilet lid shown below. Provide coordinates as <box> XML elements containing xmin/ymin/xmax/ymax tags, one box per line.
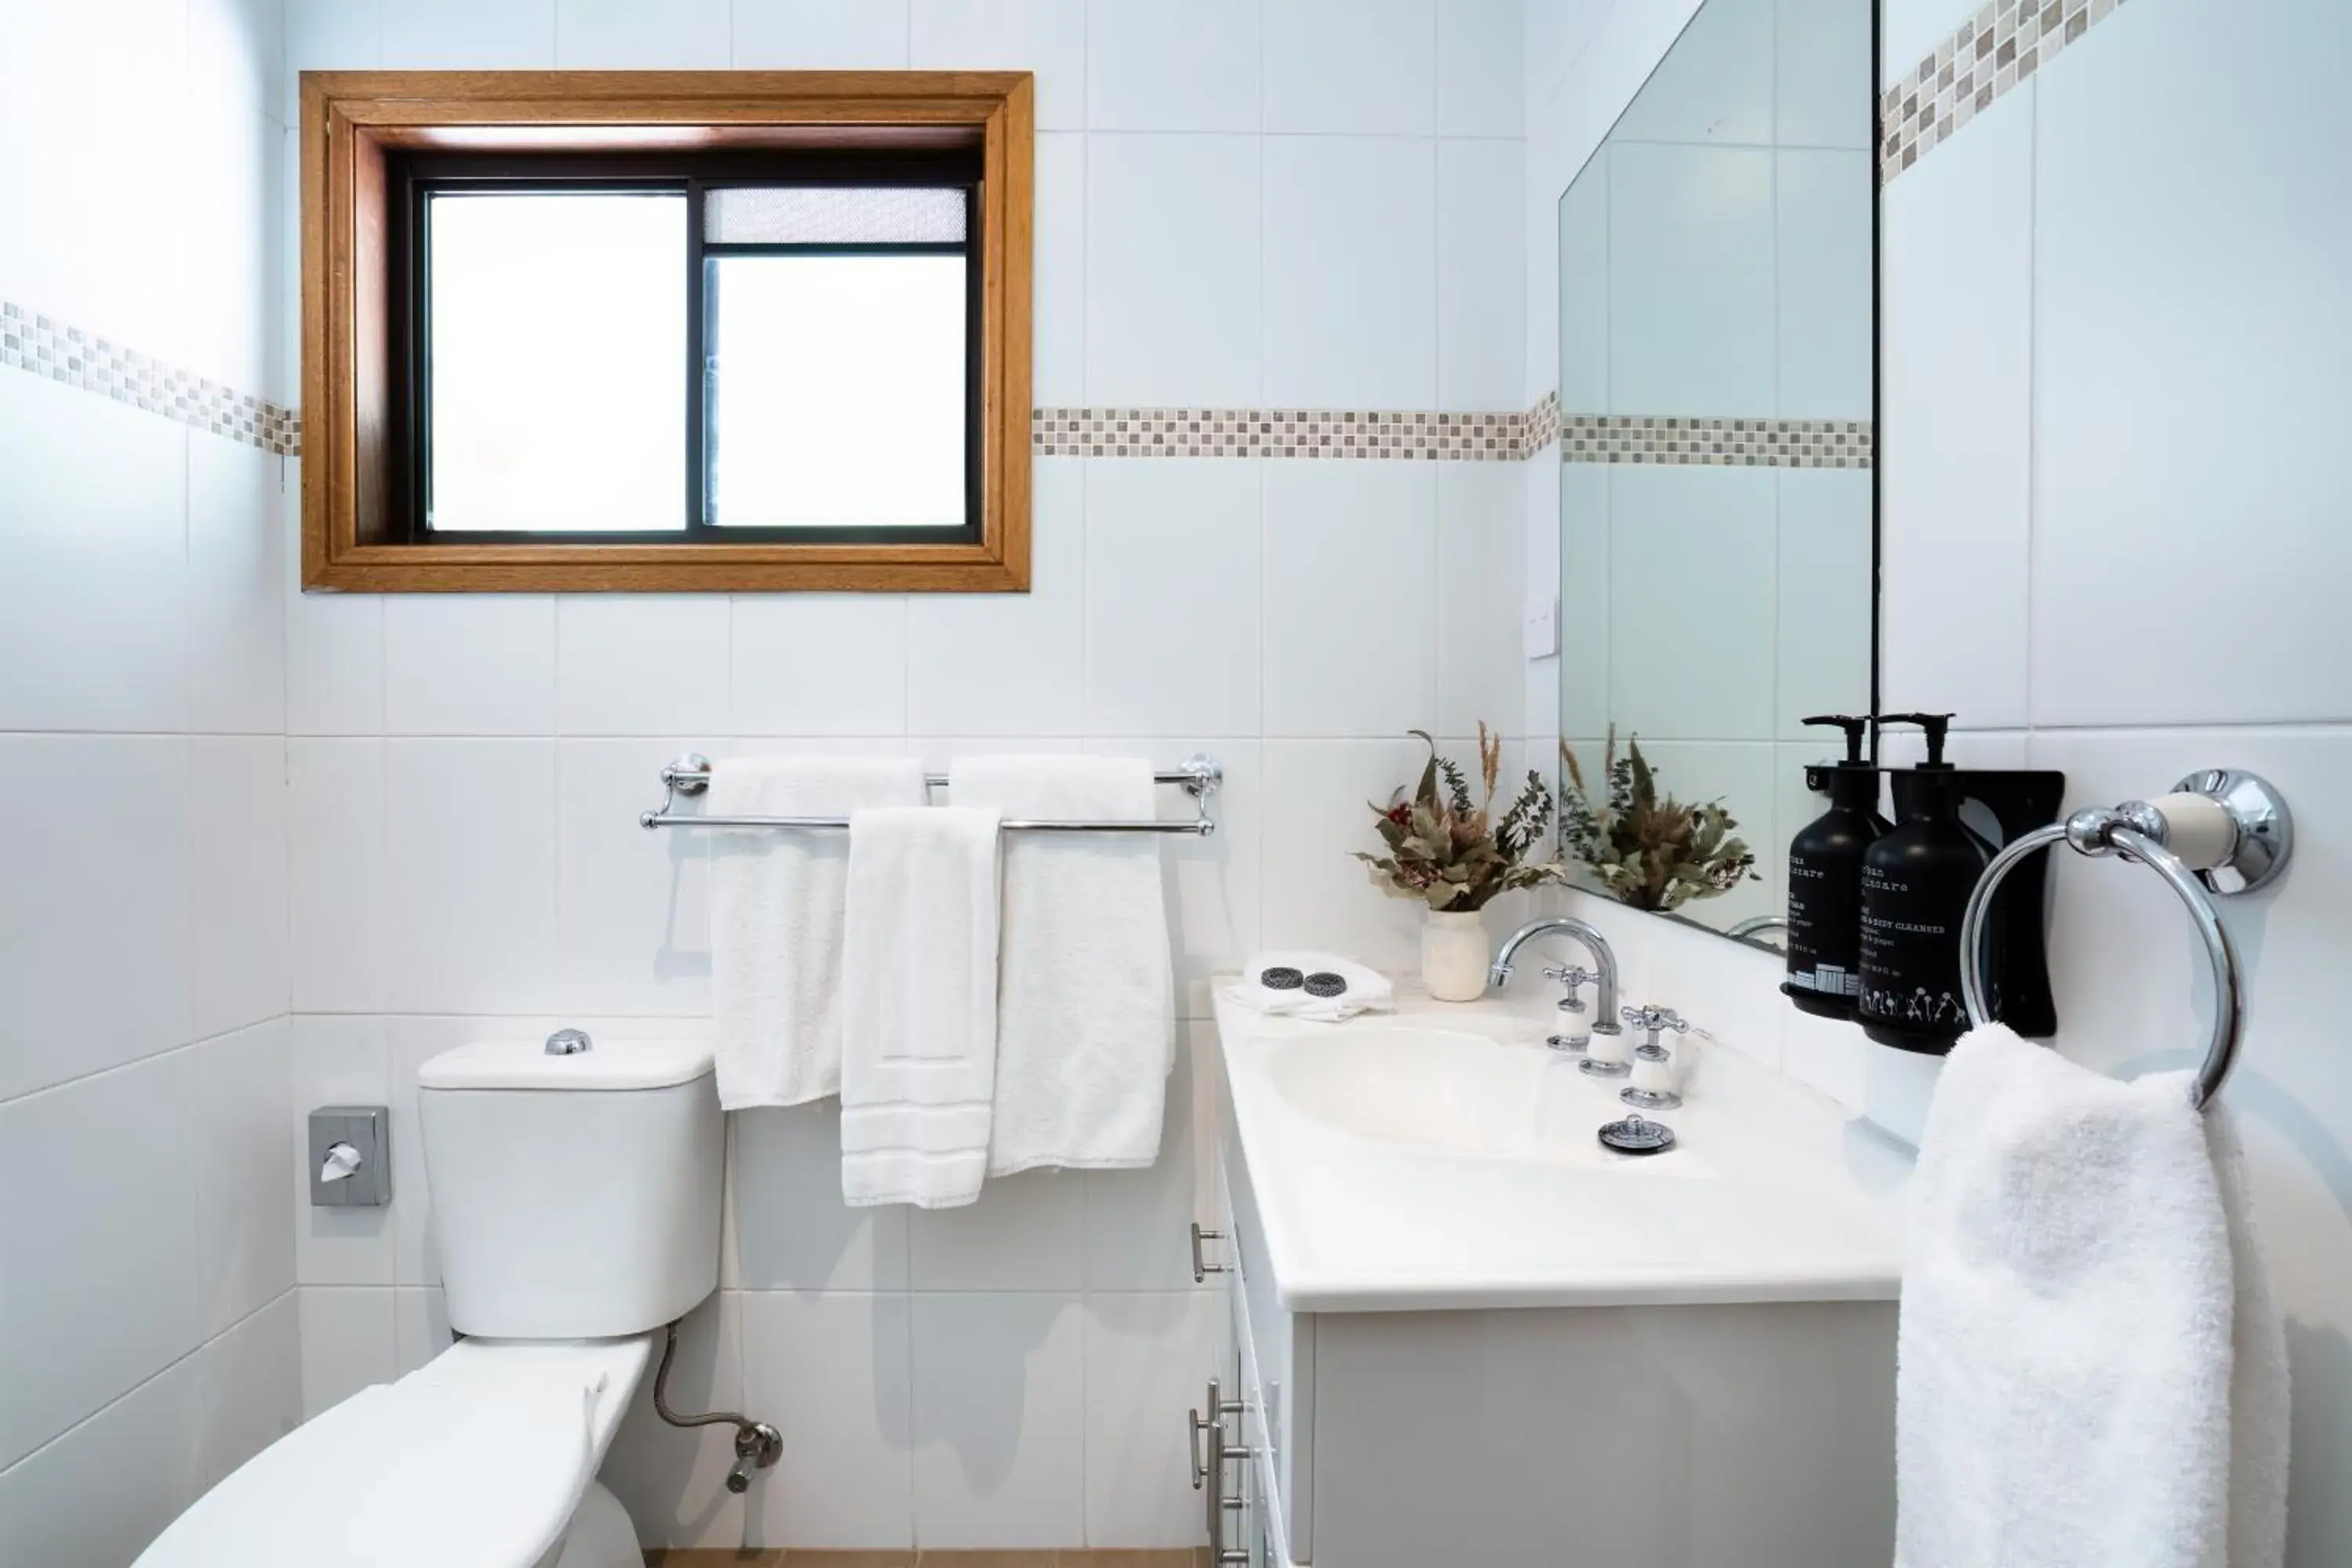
<box><xmin>135</xmin><ymin>1339</ymin><xmax>646</xmax><ymax>1568</ymax></box>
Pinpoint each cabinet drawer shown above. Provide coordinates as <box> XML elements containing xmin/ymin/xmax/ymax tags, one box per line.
<box><xmin>1219</xmin><ymin>1086</ymin><xmax>1313</xmax><ymax>1562</ymax></box>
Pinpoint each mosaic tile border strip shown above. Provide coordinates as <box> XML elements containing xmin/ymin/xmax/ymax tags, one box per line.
<box><xmin>0</xmin><ymin>301</ymin><xmax>300</xmax><ymax>456</ymax></box>
<box><xmin>1882</xmin><ymin>0</ymin><xmax>2125</xmax><ymax>183</ymax></box>
<box><xmin>1032</xmin><ymin>407</ymin><xmax>1524</xmax><ymax>460</ymax></box>
<box><xmin>1560</xmin><ymin>414</ymin><xmax>1875</xmax><ymax>469</ymax></box>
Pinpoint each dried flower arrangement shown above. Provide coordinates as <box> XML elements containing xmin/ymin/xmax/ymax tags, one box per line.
<box><xmin>1558</xmin><ymin>730</ymin><xmax>1757</xmax><ymax>912</ymax></box>
<box><xmin>1356</xmin><ymin>726</ymin><xmax>1561</xmax><ymax>913</ymax></box>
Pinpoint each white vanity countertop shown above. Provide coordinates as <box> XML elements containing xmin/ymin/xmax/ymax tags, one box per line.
<box><xmin>1212</xmin><ymin>983</ymin><xmax>1914</xmax><ymax>1314</ymax></box>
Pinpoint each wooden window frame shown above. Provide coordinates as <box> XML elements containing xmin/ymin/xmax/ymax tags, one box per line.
<box><xmin>300</xmin><ymin>71</ymin><xmax>1033</xmax><ymax>593</ymax></box>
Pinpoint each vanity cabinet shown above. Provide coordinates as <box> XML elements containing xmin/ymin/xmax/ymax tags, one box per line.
<box><xmin>1196</xmin><ymin>1018</ymin><xmax>1903</xmax><ymax>1568</ymax></box>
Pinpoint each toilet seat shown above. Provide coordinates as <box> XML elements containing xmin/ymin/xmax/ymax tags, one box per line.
<box><xmin>134</xmin><ymin>1334</ymin><xmax>652</xmax><ymax>1568</ymax></box>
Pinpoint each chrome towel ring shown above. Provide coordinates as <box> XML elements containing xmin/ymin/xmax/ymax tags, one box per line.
<box><xmin>1958</xmin><ymin>771</ymin><xmax>2292</xmax><ymax>1111</ymax></box>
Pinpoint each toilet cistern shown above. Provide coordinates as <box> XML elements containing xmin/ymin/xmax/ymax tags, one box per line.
<box><xmin>1489</xmin><ymin>917</ymin><xmax>1623</xmax><ymax>1047</ymax></box>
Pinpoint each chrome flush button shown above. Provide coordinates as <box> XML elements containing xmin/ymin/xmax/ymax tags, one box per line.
<box><xmin>545</xmin><ymin>1027</ymin><xmax>593</xmax><ymax>1055</ymax></box>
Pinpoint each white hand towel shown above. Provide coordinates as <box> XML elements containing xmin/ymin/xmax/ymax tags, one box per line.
<box><xmin>2209</xmin><ymin>1105</ymin><xmax>2290</xmax><ymax>1568</ymax></box>
<box><xmin>1896</xmin><ymin>1024</ymin><xmax>2286</xmax><ymax>1568</ymax></box>
<box><xmin>839</xmin><ymin>805</ymin><xmax>1003</xmax><ymax>1209</ymax></box>
<box><xmin>707</xmin><ymin>755</ymin><xmax>927</xmax><ymax>1110</ymax></box>
<box><xmin>1221</xmin><ymin>951</ymin><xmax>1396</xmax><ymax>1023</ymax></box>
<box><xmin>948</xmin><ymin>756</ymin><xmax>1175</xmax><ymax>1175</ymax></box>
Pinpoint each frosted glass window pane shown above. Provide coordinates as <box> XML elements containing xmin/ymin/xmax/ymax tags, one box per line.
<box><xmin>704</xmin><ymin>186</ymin><xmax>966</xmax><ymax>245</ymax></box>
<box><xmin>426</xmin><ymin>193</ymin><xmax>686</xmax><ymax>532</ymax></box>
<box><xmin>706</xmin><ymin>254</ymin><xmax>966</xmax><ymax>528</ymax></box>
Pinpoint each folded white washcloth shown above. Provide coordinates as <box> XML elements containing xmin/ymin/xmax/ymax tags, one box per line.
<box><xmin>838</xmin><ymin>805</ymin><xmax>1003</xmax><ymax>1210</ymax></box>
<box><xmin>949</xmin><ymin>756</ymin><xmax>1175</xmax><ymax>1176</ymax></box>
<box><xmin>1222</xmin><ymin>952</ymin><xmax>1395</xmax><ymax>1022</ymax></box>
<box><xmin>707</xmin><ymin>755</ymin><xmax>927</xmax><ymax>1110</ymax></box>
<box><xmin>1895</xmin><ymin>1023</ymin><xmax>2285</xmax><ymax>1568</ymax></box>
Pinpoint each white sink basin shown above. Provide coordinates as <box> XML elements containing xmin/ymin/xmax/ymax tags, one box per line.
<box><xmin>1264</xmin><ymin>1025</ymin><xmax>1636</xmax><ymax>1167</ymax></box>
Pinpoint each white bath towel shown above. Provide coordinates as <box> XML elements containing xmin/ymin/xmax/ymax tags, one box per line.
<box><xmin>949</xmin><ymin>756</ymin><xmax>1175</xmax><ymax>1175</ymax></box>
<box><xmin>1896</xmin><ymin>1024</ymin><xmax>2288</xmax><ymax>1568</ymax></box>
<box><xmin>1221</xmin><ymin>951</ymin><xmax>1396</xmax><ymax>1022</ymax></box>
<box><xmin>2209</xmin><ymin>1105</ymin><xmax>2291</xmax><ymax>1568</ymax></box>
<box><xmin>707</xmin><ymin>755</ymin><xmax>927</xmax><ymax>1110</ymax></box>
<box><xmin>838</xmin><ymin>805</ymin><xmax>1003</xmax><ymax>1209</ymax></box>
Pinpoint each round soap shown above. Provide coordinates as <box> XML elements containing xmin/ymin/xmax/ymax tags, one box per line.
<box><xmin>1258</xmin><ymin>966</ymin><xmax>1305</xmax><ymax>990</ymax></box>
<box><xmin>1301</xmin><ymin>971</ymin><xmax>1348</xmax><ymax>998</ymax></box>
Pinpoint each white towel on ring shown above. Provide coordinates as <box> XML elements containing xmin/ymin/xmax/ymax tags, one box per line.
<box><xmin>839</xmin><ymin>805</ymin><xmax>1003</xmax><ymax>1209</ymax></box>
<box><xmin>707</xmin><ymin>755</ymin><xmax>928</xmax><ymax>1109</ymax></box>
<box><xmin>948</xmin><ymin>756</ymin><xmax>1175</xmax><ymax>1175</ymax></box>
<box><xmin>1895</xmin><ymin>1023</ymin><xmax>2287</xmax><ymax>1568</ymax></box>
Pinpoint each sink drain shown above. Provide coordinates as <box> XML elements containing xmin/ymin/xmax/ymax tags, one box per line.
<box><xmin>1597</xmin><ymin>1114</ymin><xmax>1676</xmax><ymax>1155</ymax></box>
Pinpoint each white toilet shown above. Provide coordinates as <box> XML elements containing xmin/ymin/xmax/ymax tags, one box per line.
<box><xmin>137</xmin><ymin>1036</ymin><xmax>725</xmax><ymax>1568</ymax></box>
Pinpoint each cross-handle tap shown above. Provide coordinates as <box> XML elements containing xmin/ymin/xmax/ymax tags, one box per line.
<box><xmin>1541</xmin><ymin>964</ymin><xmax>1600</xmax><ymax>1054</ymax></box>
<box><xmin>1490</xmin><ymin>919</ymin><xmax>1621</xmax><ymax>1034</ymax></box>
<box><xmin>1619</xmin><ymin>1004</ymin><xmax>1690</xmax><ymax>1053</ymax></box>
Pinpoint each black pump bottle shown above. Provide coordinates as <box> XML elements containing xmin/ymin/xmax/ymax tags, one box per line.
<box><xmin>1857</xmin><ymin>714</ymin><xmax>1991</xmax><ymax>1052</ymax></box>
<box><xmin>1782</xmin><ymin>716</ymin><xmax>1889</xmax><ymax>1020</ymax></box>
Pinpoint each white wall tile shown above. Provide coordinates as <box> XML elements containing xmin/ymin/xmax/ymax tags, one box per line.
<box><xmin>556</xmin><ymin>0</ymin><xmax>731</xmax><ymax>65</ymax></box>
<box><xmin>729</xmin><ymin>0</ymin><xmax>906</xmax><ymax>64</ymax></box>
<box><xmin>0</xmin><ymin>1050</ymin><xmax>204</xmax><ymax>1470</ymax></box>
<box><xmin>285</xmin><ymin>0</ymin><xmax>382</xmax><ymax>124</ymax></box>
<box><xmin>1878</xmin><ymin>86</ymin><xmax>2033</xmax><ymax>727</ymax></box>
<box><xmin>1264</xmin><ymin>0</ymin><xmax>1436</xmax><ymax>135</ymax></box>
<box><xmin>384</xmin><ymin>739</ymin><xmax>561</xmax><ymax>1014</ymax></box>
<box><xmin>731</xmin><ymin>596</ymin><xmax>908</xmax><ymax>736</ymax></box>
<box><xmin>557</xmin><ymin>739</ymin><xmax>715</xmax><ymax>1015</ymax></box>
<box><xmin>1084</xmin><ymin>459</ymin><xmax>1261</xmax><ymax>738</ymax></box>
<box><xmin>909</xmin><ymin>1172</ymin><xmax>1087</xmax><ymax>1293</ymax></box>
<box><xmin>1603</xmin><ymin>466</ymin><xmax>1776</xmax><ymax>741</ymax></box>
<box><xmin>1083</xmin><ymin>1023</ymin><xmax>1217</xmax><ymax>1290</ymax></box>
<box><xmin>1438</xmin><ymin>138</ymin><xmax>1527</xmax><ymax>411</ymax></box>
<box><xmin>1776</xmin><ymin>0</ymin><xmax>1874</xmax><ymax>150</ymax></box>
<box><xmin>1606</xmin><ymin>141</ymin><xmax>1775</xmax><ymax>416</ymax></box>
<box><xmin>1436</xmin><ymin>464</ymin><xmax>1529</xmax><ymax>737</ymax></box>
<box><xmin>1087</xmin><ymin>0</ymin><xmax>1259</xmax><ymax>132</ymax></box>
<box><xmin>194</xmin><ymin>1290</ymin><xmax>301</xmax><ymax>1489</ymax></box>
<box><xmin>731</xmin><ymin>1102</ymin><xmax>911</xmax><ymax>1290</ymax></box>
<box><xmin>188</xmin><ymin>437</ymin><xmax>287</xmax><ymax>734</ymax></box>
<box><xmin>1258</xmin><ymin>737</ymin><xmax>1431</xmax><ymax>971</ymax></box>
<box><xmin>1082</xmin><ymin>1291</ymin><xmax>1218</xmax><ymax>1546</ymax></box>
<box><xmin>1085</xmin><ymin>134</ymin><xmax>1261</xmax><ymax>405</ymax></box>
<box><xmin>1438</xmin><ymin>0</ymin><xmax>1525</xmax><ymax>138</ymax></box>
<box><xmin>603</xmin><ymin>1290</ymin><xmax>750</xmax><ymax>1549</ymax></box>
<box><xmin>1032</xmin><ymin>131</ymin><xmax>1086</xmax><ymax>405</ymax></box>
<box><xmin>0</xmin><ymin>735</ymin><xmax>193</xmax><ymax>1101</ymax></box>
<box><xmin>909</xmin><ymin>1293</ymin><xmax>1086</xmax><ymax>1548</ymax></box>
<box><xmin>1776</xmin><ymin>469</ymin><xmax>1874</xmax><ymax>738</ymax></box>
<box><xmin>182</xmin><ymin>84</ymin><xmax>275</xmax><ymax>397</ymax></box>
<box><xmin>1263</xmin><ymin>136</ymin><xmax>1438</xmax><ymax>408</ymax></box>
<box><xmin>0</xmin><ymin>376</ymin><xmax>188</xmax><ymax>733</ymax></box>
<box><xmin>0</xmin><ymin>1354</ymin><xmax>202</xmax><ymax>1568</ymax></box>
<box><xmin>1876</xmin><ymin>0</ymin><xmax>1955</xmax><ymax>85</ymax></box>
<box><xmin>286</xmin><ymin>739</ymin><xmax>389</xmax><ymax>1013</ymax></box>
<box><xmin>1617</xmin><ymin>739</ymin><xmax>1780</xmax><ymax>930</ymax></box>
<box><xmin>191</xmin><ymin>737</ymin><xmax>292</xmax><ymax>1038</ymax></box>
<box><xmin>1261</xmin><ymin>463</ymin><xmax>1437</xmax><ymax>737</ymax></box>
<box><xmin>907</xmin><ymin>459</ymin><xmax>1085</xmax><ymax>737</ymax></box>
<box><xmin>392</xmin><ymin>1285</ymin><xmax>452</xmax><ymax>1374</ymax></box>
<box><xmin>290</xmin><ymin>1015</ymin><xmax>394</xmax><ymax>1287</ymax></box>
<box><xmin>385</xmin><ymin>596</ymin><xmax>557</xmax><ymax>735</ymax></box>
<box><xmin>285</xmin><ymin>474</ymin><xmax>386</xmax><ymax>737</ymax></box>
<box><xmin>2029</xmin><ymin>0</ymin><xmax>2352</xmax><ymax>728</ymax></box>
<box><xmin>561</xmin><ymin>596</ymin><xmax>731</xmax><ymax>737</ymax></box>
<box><xmin>910</xmin><ymin>0</ymin><xmax>1087</xmax><ymax>129</ymax></box>
<box><xmin>380</xmin><ymin>0</ymin><xmax>557</xmax><ymax>66</ymax></box>
<box><xmin>194</xmin><ymin>1020</ymin><xmax>296</xmax><ymax>1336</ymax></box>
<box><xmin>1125</xmin><ymin>737</ymin><xmax>1261</xmax><ymax>1018</ymax></box>
<box><xmin>1774</xmin><ymin>148</ymin><xmax>1873</xmax><ymax>419</ymax></box>
<box><xmin>298</xmin><ymin>1285</ymin><xmax>396</xmax><ymax>1417</ymax></box>
<box><xmin>743</xmin><ymin>1291</ymin><xmax>916</xmax><ymax>1549</ymax></box>
<box><xmin>1555</xmin><ymin>147</ymin><xmax>1610</xmax><ymax>412</ymax></box>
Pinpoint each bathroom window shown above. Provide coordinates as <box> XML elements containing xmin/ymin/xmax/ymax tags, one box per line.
<box><xmin>301</xmin><ymin>72</ymin><xmax>1034</xmax><ymax>592</ymax></box>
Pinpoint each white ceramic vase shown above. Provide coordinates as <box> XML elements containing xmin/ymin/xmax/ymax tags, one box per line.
<box><xmin>1421</xmin><ymin>909</ymin><xmax>1489</xmax><ymax>1001</ymax></box>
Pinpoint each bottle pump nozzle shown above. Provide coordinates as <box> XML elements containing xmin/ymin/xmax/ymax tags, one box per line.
<box><xmin>1802</xmin><ymin>714</ymin><xmax>1872</xmax><ymax>766</ymax></box>
<box><xmin>1882</xmin><ymin>712</ymin><xmax>1955</xmax><ymax>768</ymax></box>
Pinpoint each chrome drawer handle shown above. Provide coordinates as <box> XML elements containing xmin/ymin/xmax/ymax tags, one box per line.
<box><xmin>1190</xmin><ymin>1222</ymin><xmax>1228</xmax><ymax>1283</ymax></box>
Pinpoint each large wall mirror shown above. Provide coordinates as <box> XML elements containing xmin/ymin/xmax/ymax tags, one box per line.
<box><xmin>1555</xmin><ymin>0</ymin><xmax>1877</xmax><ymax>946</ymax></box>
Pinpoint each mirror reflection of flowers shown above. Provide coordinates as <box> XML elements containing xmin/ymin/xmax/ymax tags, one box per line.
<box><xmin>1356</xmin><ymin>726</ymin><xmax>1563</xmax><ymax>911</ymax></box>
<box><xmin>1558</xmin><ymin>729</ymin><xmax>1756</xmax><ymax>912</ymax></box>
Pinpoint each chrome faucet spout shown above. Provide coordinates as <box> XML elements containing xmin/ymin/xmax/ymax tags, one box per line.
<box><xmin>1490</xmin><ymin>917</ymin><xmax>1621</xmax><ymax>1030</ymax></box>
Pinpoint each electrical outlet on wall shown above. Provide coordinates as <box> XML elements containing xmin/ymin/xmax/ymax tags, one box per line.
<box><xmin>1523</xmin><ymin>595</ymin><xmax>1559</xmax><ymax>660</ymax></box>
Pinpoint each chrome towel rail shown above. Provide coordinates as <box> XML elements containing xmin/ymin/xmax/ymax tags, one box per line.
<box><xmin>1958</xmin><ymin>770</ymin><xmax>2292</xmax><ymax>1111</ymax></box>
<box><xmin>639</xmin><ymin>752</ymin><xmax>1222</xmax><ymax>837</ymax></box>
